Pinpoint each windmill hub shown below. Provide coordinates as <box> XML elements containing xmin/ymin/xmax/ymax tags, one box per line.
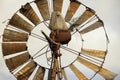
<box><xmin>50</xmin><ymin>30</ymin><xmax>71</xmax><ymax>44</ymax></box>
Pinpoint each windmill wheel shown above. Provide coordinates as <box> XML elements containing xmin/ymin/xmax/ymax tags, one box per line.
<box><xmin>1</xmin><ymin>0</ymin><xmax>117</xmax><ymax>80</ymax></box>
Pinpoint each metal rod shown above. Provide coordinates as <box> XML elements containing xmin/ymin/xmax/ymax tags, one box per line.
<box><xmin>32</xmin><ymin>44</ymin><xmax>49</xmax><ymax>57</ymax></box>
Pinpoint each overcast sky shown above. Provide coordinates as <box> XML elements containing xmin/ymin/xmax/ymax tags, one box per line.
<box><xmin>0</xmin><ymin>0</ymin><xmax>120</xmax><ymax>80</ymax></box>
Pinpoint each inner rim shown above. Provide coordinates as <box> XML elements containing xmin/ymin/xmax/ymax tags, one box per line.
<box><xmin>27</xmin><ymin>22</ymin><xmax>82</xmax><ymax>68</ymax></box>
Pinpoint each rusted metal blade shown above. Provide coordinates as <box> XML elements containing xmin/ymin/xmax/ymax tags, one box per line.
<box><xmin>69</xmin><ymin>64</ymin><xmax>88</xmax><ymax>80</ymax></box>
<box><xmin>5</xmin><ymin>52</ymin><xmax>30</xmax><ymax>71</ymax></box>
<box><xmin>77</xmin><ymin>57</ymin><xmax>117</xmax><ymax>80</ymax></box>
<box><xmin>2</xmin><ymin>43</ymin><xmax>27</xmax><ymax>56</ymax></box>
<box><xmin>74</xmin><ymin>8</ymin><xmax>95</xmax><ymax>25</ymax></box>
<box><xmin>62</xmin><ymin>68</ymin><xmax>67</xmax><ymax>80</ymax></box>
<box><xmin>15</xmin><ymin>61</ymin><xmax>37</xmax><ymax>80</ymax></box>
<box><xmin>33</xmin><ymin>66</ymin><xmax>45</xmax><ymax>80</ymax></box>
<box><xmin>3</xmin><ymin>29</ymin><xmax>28</xmax><ymax>42</ymax></box>
<box><xmin>69</xmin><ymin>8</ymin><xmax>95</xmax><ymax>31</ymax></box>
<box><xmin>53</xmin><ymin>0</ymin><xmax>63</xmax><ymax>12</ymax></box>
<box><xmin>19</xmin><ymin>3</ymin><xmax>41</xmax><ymax>25</ymax></box>
<box><xmin>65</xmin><ymin>1</ymin><xmax>80</xmax><ymax>22</ymax></box>
<box><xmin>80</xmin><ymin>20</ymin><xmax>103</xmax><ymax>34</ymax></box>
<box><xmin>35</xmin><ymin>0</ymin><xmax>50</xmax><ymax>21</ymax></box>
<box><xmin>9</xmin><ymin>14</ymin><xmax>33</xmax><ymax>33</ymax></box>
<box><xmin>81</xmin><ymin>48</ymin><xmax>106</xmax><ymax>59</ymax></box>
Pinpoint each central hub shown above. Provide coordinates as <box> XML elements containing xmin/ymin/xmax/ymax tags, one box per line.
<box><xmin>50</xmin><ymin>30</ymin><xmax>71</xmax><ymax>44</ymax></box>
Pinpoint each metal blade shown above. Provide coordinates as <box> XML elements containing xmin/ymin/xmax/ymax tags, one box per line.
<box><xmin>79</xmin><ymin>20</ymin><xmax>103</xmax><ymax>34</ymax></box>
<box><xmin>53</xmin><ymin>0</ymin><xmax>63</xmax><ymax>12</ymax></box>
<box><xmin>74</xmin><ymin>8</ymin><xmax>95</xmax><ymax>25</ymax></box>
<box><xmin>33</xmin><ymin>66</ymin><xmax>45</xmax><ymax>80</ymax></box>
<box><xmin>2</xmin><ymin>43</ymin><xmax>27</xmax><ymax>56</ymax></box>
<box><xmin>19</xmin><ymin>3</ymin><xmax>41</xmax><ymax>25</ymax></box>
<box><xmin>65</xmin><ymin>1</ymin><xmax>80</xmax><ymax>22</ymax></box>
<box><xmin>69</xmin><ymin>8</ymin><xmax>95</xmax><ymax>31</ymax></box>
<box><xmin>3</xmin><ymin>29</ymin><xmax>28</xmax><ymax>42</ymax></box>
<box><xmin>62</xmin><ymin>68</ymin><xmax>67</xmax><ymax>80</ymax></box>
<box><xmin>15</xmin><ymin>61</ymin><xmax>37</xmax><ymax>80</ymax></box>
<box><xmin>81</xmin><ymin>48</ymin><xmax>106</xmax><ymax>59</ymax></box>
<box><xmin>9</xmin><ymin>14</ymin><xmax>33</xmax><ymax>33</ymax></box>
<box><xmin>69</xmin><ymin>64</ymin><xmax>88</xmax><ymax>80</ymax></box>
<box><xmin>5</xmin><ymin>52</ymin><xmax>30</xmax><ymax>71</ymax></box>
<box><xmin>35</xmin><ymin>0</ymin><xmax>50</xmax><ymax>21</ymax></box>
<box><xmin>77</xmin><ymin>57</ymin><xmax>117</xmax><ymax>79</ymax></box>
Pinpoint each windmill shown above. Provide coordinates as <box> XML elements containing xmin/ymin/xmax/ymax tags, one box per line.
<box><xmin>1</xmin><ymin>0</ymin><xmax>117</xmax><ymax>80</ymax></box>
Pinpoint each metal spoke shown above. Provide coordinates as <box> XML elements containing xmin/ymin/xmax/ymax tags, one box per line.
<box><xmin>32</xmin><ymin>44</ymin><xmax>49</xmax><ymax>58</ymax></box>
<box><xmin>80</xmin><ymin>55</ymin><xmax>102</xmax><ymax>65</ymax></box>
<box><xmin>33</xmin><ymin>50</ymin><xmax>51</xmax><ymax>59</ymax></box>
<box><xmin>30</xmin><ymin>32</ymin><xmax>47</xmax><ymax>42</ymax></box>
<box><xmin>61</xmin><ymin>45</ymin><xmax>79</xmax><ymax>55</ymax></box>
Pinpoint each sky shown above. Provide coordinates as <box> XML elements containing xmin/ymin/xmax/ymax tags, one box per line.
<box><xmin>0</xmin><ymin>0</ymin><xmax>120</xmax><ymax>80</ymax></box>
